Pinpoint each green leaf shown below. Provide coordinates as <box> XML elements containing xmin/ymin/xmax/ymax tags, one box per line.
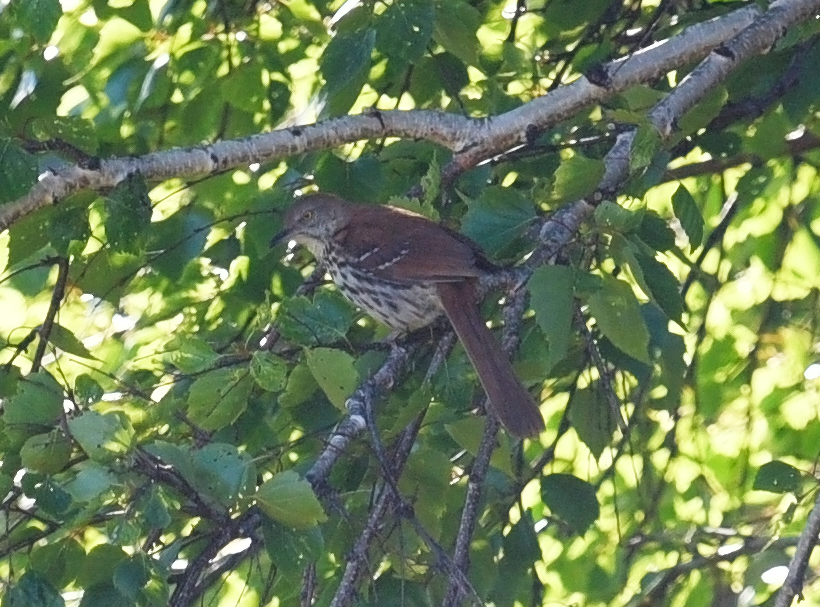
<box><xmin>29</xmin><ymin>538</ymin><xmax>84</xmax><ymax>590</ymax></box>
<box><xmin>262</xmin><ymin>521</ymin><xmax>325</xmax><ymax>578</ymax></box>
<box><xmin>78</xmin><ymin>585</ymin><xmax>130</xmax><ymax>607</ymax></box>
<box><xmin>74</xmin><ymin>374</ymin><xmax>103</xmax><ymax>406</ymax></box>
<box><xmin>461</xmin><ymin>187</ymin><xmax>536</xmax><ymax>256</ymax></box>
<box><xmin>141</xmin><ymin>486</ymin><xmax>172</xmax><ymax>529</ymax></box>
<box><xmin>587</xmin><ymin>276</ymin><xmax>650</xmax><ymax>363</ymax></box>
<box><xmin>190</xmin><ymin>443</ymin><xmax>255</xmax><ymax>505</ymax></box>
<box><xmin>4</xmin><ymin>372</ymin><xmax>63</xmax><ymax>428</ymax></box>
<box><xmin>186</xmin><ymin>368</ymin><xmax>253</xmax><ymax>431</ymax></box>
<box><xmin>0</xmin><ymin>474</ymin><xmax>14</xmax><ymax>502</ymax></box>
<box><xmin>528</xmin><ymin>265</ymin><xmax>574</xmax><ymax>371</ymax></box>
<box><xmin>0</xmin><ymin>138</ymin><xmax>39</xmax><ymax>204</ymax></box>
<box><xmin>671</xmin><ymin>185</ymin><xmax>704</xmax><ymax>249</ymax></box>
<box><xmin>633</xmin><ymin>249</ymin><xmax>684</xmax><ymax>324</ymax></box>
<box><xmin>166</xmin><ymin>337</ymin><xmax>219</xmax><ymax>374</ymax></box>
<box><xmin>630</xmin><ymin>123</ymin><xmax>662</xmax><ymax>171</ymax></box>
<box><xmin>250</xmin><ymin>351</ymin><xmax>288</xmax><ymax>392</ymax></box>
<box><xmin>304</xmin><ymin>347</ymin><xmax>359</xmax><ymax>410</ymax></box>
<box><xmin>256</xmin><ymin>470</ymin><xmax>328</xmax><ymax>528</ymax></box>
<box><xmin>490</xmin><ymin>515</ymin><xmax>541</xmax><ymax>604</ymax></box>
<box><xmin>64</xmin><ymin>462</ymin><xmax>117</xmax><ymax>502</ymax></box>
<box><xmin>620</xmin><ymin>85</ymin><xmax>665</xmax><ymax>111</ymax></box>
<box><xmin>67</xmin><ymin>411</ymin><xmax>133</xmax><ymax>462</ymax></box>
<box><xmin>753</xmin><ymin>461</ymin><xmax>802</xmax><ymax>494</ymax></box>
<box><xmin>2</xmin><ymin>570</ymin><xmax>64</xmax><ymax>607</ymax></box>
<box><xmin>277</xmin><ymin>291</ymin><xmax>355</xmax><ymax>346</ymax></box>
<box><xmin>220</xmin><ymin>60</ymin><xmax>265</xmax><ymax>113</ymax></box>
<box><xmin>320</xmin><ymin>28</ymin><xmax>376</xmax><ymax>115</ymax></box>
<box><xmin>113</xmin><ymin>556</ymin><xmax>151</xmax><ymax>600</ymax></box>
<box><xmin>551</xmin><ymin>154</ymin><xmax>606</xmax><ymax>203</ymax></box>
<box><xmin>637</xmin><ymin>211</ymin><xmax>675</xmax><ymax>252</ymax></box>
<box><xmin>677</xmin><ymin>85</ymin><xmax>727</xmax><ymax>137</ymax></box>
<box><xmin>567</xmin><ymin>386</ymin><xmax>617</xmax><ymax>459</ymax></box>
<box><xmin>47</xmin><ymin>323</ymin><xmax>97</xmax><ymax>360</ymax></box>
<box><xmin>594</xmin><ymin>201</ymin><xmax>643</xmax><ymax>233</ymax></box>
<box><xmin>420</xmin><ymin>157</ymin><xmax>441</xmax><ymax>207</ymax></box>
<box><xmin>280</xmin><ymin>0</ymin><xmax>324</xmax><ymax>31</ymax></box>
<box><xmin>32</xmin><ymin>478</ymin><xmax>72</xmax><ymax>517</ymax></box>
<box><xmin>30</xmin><ymin>116</ymin><xmax>98</xmax><ymax>154</ymax></box>
<box><xmin>277</xmin><ymin>360</ymin><xmax>318</xmax><ymax>410</ymax></box>
<box><xmin>432</xmin><ymin>0</ymin><xmax>482</xmax><ymax>67</ymax></box>
<box><xmin>76</xmin><ymin>544</ymin><xmax>128</xmax><ymax>590</ymax></box>
<box><xmin>47</xmin><ymin>198</ymin><xmax>92</xmax><ymax>255</ymax></box>
<box><xmin>146</xmin><ymin>441</ymin><xmax>255</xmax><ymax>507</ymax></box>
<box><xmin>104</xmin><ymin>173</ymin><xmax>152</xmax><ymax>254</ymax></box>
<box><xmin>20</xmin><ymin>432</ymin><xmax>72</xmax><ymax>474</ymax></box>
<box><xmin>376</xmin><ymin>0</ymin><xmax>434</xmax><ymax>65</ymax></box>
<box><xmin>9</xmin><ymin>0</ymin><xmax>62</xmax><ymax>43</ymax></box>
<box><xmin>69</xmin><ymin>249</ymin><xmax>143</xmax><ymax>303</ymax></box>
<box><xmin>541</xmin><ymin>473</ymin><xmax>600</xmax><ymax>535</ymax></box>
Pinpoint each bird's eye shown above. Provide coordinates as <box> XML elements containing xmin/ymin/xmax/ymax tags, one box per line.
<box><xmin>302</xmin><ymin>210</ymin><xmax>314</xmax><ymax>222</ymax></box>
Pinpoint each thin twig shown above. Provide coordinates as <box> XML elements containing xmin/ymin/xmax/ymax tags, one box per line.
<box><xmin>329</xmin><ymin>413</ymin><xmax>425</xmax><ymax>607</ymax></box>
<box><xmin>31</xmin><ymin>257</ymin><xmax>70</xmax><ymax>373</ymax></box>
<box><xmin>301</xmin><ymin>563</ymin><xmax>317</xmax><ymax>607</ymax></box>
<box><xmin>168</xmin><ymin>507</ymin><xmax>264</xmax><ymax>607</ymax></box>
<box><xmin>442</xmin><ymin>414</ymin><xmax>501</xmax><ymax>607</ymax></box>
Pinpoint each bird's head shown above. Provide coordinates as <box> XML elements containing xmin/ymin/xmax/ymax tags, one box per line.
<box><xmin>271</xmin><ymin>193</ymin><xmax>350</xmax><ymax>258</ymax></box>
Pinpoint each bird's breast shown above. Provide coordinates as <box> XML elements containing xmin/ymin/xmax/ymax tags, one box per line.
<box><xmin>329</xmin><ymin>262</ymin><xmax>443</xmax><ymax>331</ymax></box>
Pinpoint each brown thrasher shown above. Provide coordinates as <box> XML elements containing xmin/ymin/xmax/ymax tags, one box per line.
<box><xmin>272</xmin><ymin>193</ymin><xmax>545</xmax><ymax>438</ymax></box>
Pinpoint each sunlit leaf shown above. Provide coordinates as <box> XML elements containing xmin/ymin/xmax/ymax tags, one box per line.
<box><xmin>251</xmin><ymin>351</ymin><xmax>289</xmax><ymax>392</ymax></box>
<box><xmin>30</xmin><ymin>116</ymin><xmax>97</xmax><ymax>154</ymax></box>
<box><xmin>568</xmin><ymin>386</ymin><xmax>617</xmax><ymax>459</ymax></box>
<box><xmin>256</xmin><ymin>471</ymin><xmax>328</xmax><ymax>528</ymax></box>
<box><xmin>20</xmin><ymin>431</ymin><xmax>72</xmax><ymax>474</ymax></box>
<box><xmin>432</xmin><ymin>0</ymin><xmax>481</xmax><ymax>67</ymax></box>
<box><xmin>587</xmin><ymin>277</ymin><xmax>650</xmax><ymax>363</ymax></box>
<box><xmin>376</xmin><ymin>0</ymin><xmax>434</xmax><ymax>65</ymax></box>
<box><xmin>4</xmin><ymin>372</ymin><xmax>63</xmax><ymax>428</ymax></box>
<box><xmin>445</xmin><ymin>417</ymin><xmax>513</xmax><ymax>476</ymax></box>
<box><xmin>186</xmin><ymin>369</ymin><xmax>253</xmax><ymax>431</ymax></box>
<box><xmin>551</xmin><ymin>154</ymin><xmax>606</xmax><ymax>203</ymax></box>
<box><xmin>48</xmin><ymin>324</ymin><xmax>97</xmax><ymax>360</ymax></box>
<box><xmin>304</xmin><ymin>347</ymin><xmax>359</xmax><ymax>410</ymax></box>
<box><xmin>528</xmin><ymin>265</ymin><xmax>574</xmax><ymax>370</ymax></box>
<box><xmin>277</xmin><ymin>291</ymin><xmax>355</xmax><ymax>346</ymax></box>
<box><xmin>461</xmin><ymin>187</ymin><xmax>535</xmax><ymax>256</ymax></box>
<box><xmin>68</xmin><ymin>411</ymin><xmax>133</xmax><ymax>462</ymax></box>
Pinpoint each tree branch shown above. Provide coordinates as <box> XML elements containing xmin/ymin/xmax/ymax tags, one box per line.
<box><xmin>775</xmin><ymin>489</ymin><xmax>820</xmax><ymax>607</ymax></box>
<box><xmin>649</xmin><ymin>0</ymin><xmax>820</xmax><ymax>137</ymax></box>
<box><xmin>31</xmin><ymin>257</ymin><xmax>69</xmax><ymax>374</ymax></box>
<box><xmin>0</xmin><ymin>2</ymin><xmax>762</xmax><ymax>232</ymax></box>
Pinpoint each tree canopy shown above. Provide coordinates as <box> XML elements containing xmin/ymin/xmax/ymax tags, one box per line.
<box><xmin>1</xmin><ymin>0</ymin><xmax>820</xmax><ymax>606</ymax></box>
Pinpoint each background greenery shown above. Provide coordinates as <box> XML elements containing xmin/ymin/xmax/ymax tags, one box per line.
<box><xmin>0</xmin><ymin>0</ymin><xmax>819</xmax><ymax>606</ymax></box>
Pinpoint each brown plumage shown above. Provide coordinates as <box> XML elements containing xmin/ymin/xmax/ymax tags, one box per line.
<box><xmin>272</xmin><ymin>193</ymin><xmax>545</xmax><ymax>438</ymax></box>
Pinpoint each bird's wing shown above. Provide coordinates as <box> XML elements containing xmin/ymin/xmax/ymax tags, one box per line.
<box><xmin>335</xmin><ymin>206</ymin><xmax>490</xmax><ymax>282</ymax></box>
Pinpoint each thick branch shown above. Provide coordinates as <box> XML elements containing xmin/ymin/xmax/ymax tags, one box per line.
<box><xmin>0</xmin><ymin>3</ymin><xmax>762</xmax><ymax>232</ymax></box>
<box><xmin>649</xmin><ymin>0</ymin><xmax>820</xmax><ymax>137</ymax></box>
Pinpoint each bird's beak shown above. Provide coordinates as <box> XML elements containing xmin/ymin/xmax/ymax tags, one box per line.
<box><xmin>270</xmin><ymin>228</ymin><xmax>291</xmax><ymax>248</ymax></box>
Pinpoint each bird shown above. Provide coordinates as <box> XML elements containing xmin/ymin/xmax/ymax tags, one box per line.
<box><xmin>271</xmin><ymin>192</ymin><xmax>545</xmax><ymax>438</ymax></box>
